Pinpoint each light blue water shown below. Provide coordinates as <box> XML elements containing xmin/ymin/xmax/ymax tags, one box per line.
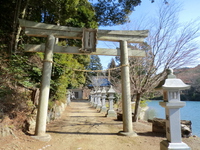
<box><xmin>147</xmin><ymin>100</ymin><xmax>200</xmax><ymax>137</ymax></box>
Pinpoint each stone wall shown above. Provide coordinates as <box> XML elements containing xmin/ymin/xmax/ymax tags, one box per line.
<box><xmin>25</xmin><ymin>101</ymin><xmax>68</xmax><ymax>133</ymax></box>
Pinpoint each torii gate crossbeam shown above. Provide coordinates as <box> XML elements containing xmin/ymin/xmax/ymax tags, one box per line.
<box><xmin>19</xmin><ymin>19</ymin><xmax>148</xmax><ymax>141</ymax></box>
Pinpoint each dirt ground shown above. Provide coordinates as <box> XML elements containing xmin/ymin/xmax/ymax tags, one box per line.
<box><xmin>1</xmin><ymin>100</ymin><xmax>200</xmax><ymax>150</ymax></box>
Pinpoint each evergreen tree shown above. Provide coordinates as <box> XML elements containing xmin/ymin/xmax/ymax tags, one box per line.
<box><xmin>85</xmin><ymin>55</ymin><xmax>103</xmax><ymax>86</ymax></box>
<box><xmin>107</xmin><ymin>58</ymin><xmax>119</xmax><ymax>82</ymax></box>
<box><xmin>0</xmin><ymin>0</ymin><xmax>98</xmax><ymax>122</ymax></box>
<box><xmin>108</xmin><ymin>58</ymin><xmax>116</xmax><ymax>69</ymax></box>
<box><xmin>90</xmin><ymin>0</ymin><xmax>168</xmax><ymax>26</ymax></box>
<box><xmin>91</xmin><ymin>0</ymin><xmax>141</xmax><ymax>26</ymax></box>
<box><xmin>87</xmin><ymin>55</ymin><xmax>103</xmax><ymax>71</ymax></box>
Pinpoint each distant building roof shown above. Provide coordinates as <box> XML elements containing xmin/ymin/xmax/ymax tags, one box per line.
<box><xmin>88</xmin><ymin>77</ymin><xmax>111</xmax><ymax>88</ymax></box>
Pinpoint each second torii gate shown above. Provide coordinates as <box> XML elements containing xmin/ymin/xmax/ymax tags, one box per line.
<box><xmin>19</xmin><ymin>19</ymin><xmax>148</xmax><ymax>140</ymax></box>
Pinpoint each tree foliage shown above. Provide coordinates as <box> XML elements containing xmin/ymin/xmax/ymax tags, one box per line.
<box><xmin>87</xmin><ymin>55</ymin><xmax>103</xmax><ymax>71</ymax></box>
<box><xmin>90</xmin><ymin>0</ymin><xmax>168</xmax><ymax>26</ymax></box>
<box><xmin>0</xmin><ymin>0</ymin><xmax>97</xmax><ymax>125</ymax></box>
<box><xmin>91</xmin><ymin>0</ymin><xmax>141</xmax><ymax>26</ymax></box>
<box><xmin>85</xmin><ymin>55</ymin><xmax>103</xmax><ymax>86</ymax></box>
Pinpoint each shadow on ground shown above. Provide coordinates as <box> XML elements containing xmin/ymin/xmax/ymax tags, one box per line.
<box><xmin>47</xmin><ymin>131</ymin><xmax>118</xmax><ymax>136</ymax></box>
<box><xmin>137</xmin><ymin>132</ymin><xmax>165</xmax><ymax>137</ymax></box>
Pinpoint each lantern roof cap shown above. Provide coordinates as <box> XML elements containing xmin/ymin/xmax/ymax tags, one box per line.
<box><xmin>162</xmin><ymin>68</ymin><xmax>190</xmax><ymax>90</ymax></box>
<box><xmin>90</xmin><ymin>90</ymin><xmax>94</xmax><ymax>94</ymax></box>
<box><xmin>97</xmin><ymin>88</ymin><xmax>101</xmax><ymax>93</ymax></box>
<box><xmin>107</xmin><ymin>86</ymin><xmax>115</xmax><ymax>93</ymax></box>
<box><xmin>166</xmin><ymin>68</ymin><xmax>176</xmax><ymax>79</ymax></box>
<box><xmin>101</xmin><ymin>87</ymin><xmax>107</xmax><ymax>94</ymax></box>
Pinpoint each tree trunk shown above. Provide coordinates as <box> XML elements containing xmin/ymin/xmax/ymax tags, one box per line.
<box><xmin>10</xmin><ymin>0</ymin><xmax>22</xmax><ymax>54</ymax></box>
<box><xmin>14</xmin><ymin>0</ymin><xmax>29</xmax><ymax>51</ymax></box>
<box><xmin>133</xmin><ymin>93</ymin><xmax>141</xmax><ymax>122</ymax></box>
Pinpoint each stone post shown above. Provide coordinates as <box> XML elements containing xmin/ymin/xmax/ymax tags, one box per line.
<box><xmin>90</xmin><ymin>90</ymin><xmax>94</xmax><ymax>106</ymax></box>
<box><xmin>66</xmin><ymin>90</ymin><xmax>71</xmax><ymax>105</ymax></box>
<box><xmin>106</xmin><ymin>86</ymin><xmax>117</xmax><ymax>117</ymax></box>
<box><xmin>159</xmin><ymin>69</ymin><xmax>191</xmax><ymax>150</ymax></box>
<box><xmin>100</xmin><ymin>87</ymin><xmax>107</xmax><ymax>113</ymax></box>
<box><xmin>96</xmin><ymin>88</ymin><xmax>102</xmax><ymax>110</ymax></box>
<box><xmin>118</xmin><ymin>40</ymin><xmax>136</xmax><ymax>136</ymax></box>
<box><xmin>93</xmin><ymin>90</ymin><xmax>97</xmax><ymax>108</ymax></box>
<box><xmin>34</xmin><ymin>35</ymin><xmax>55</xmax><ymax>141</ymax></box>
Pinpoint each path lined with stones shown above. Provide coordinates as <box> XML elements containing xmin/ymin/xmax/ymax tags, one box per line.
<box><xmin>46</xmin><ymin>100</ymin><xmax>123</xmax><ymax>150</ymax></box>
<box><xmin>44</xmin><ymin>100</ymin><xmax>160</xmax><ymax>150</ymax></box>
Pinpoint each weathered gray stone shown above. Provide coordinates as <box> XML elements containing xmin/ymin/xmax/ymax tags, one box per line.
<box><xmin>117</xmin><ymin>113</ymin><xmax>134</xmax><ymax>122</ymax></box>
<box><xmin>152</xmin><ymin>118</ymin><xmax>166</xmax><ymax>133</ymax></box>
<box><xmin>151</xmin><ymin>118</ymin><xmax>192</xmax><ymax>138</ymax></box>
<box><xmin>0</xmin><ymin>125</ymin><xmax>15</xmax><ymax>138</ymax></box>
<box><xmin>25</xmin><ymin>117</ymin><xmax>36</xmax><ymax>132</ymax></box>
<box><xmin>106</xmin><ymin>110</ymin><xmax>117</xmax><ymax>117</ymax></box>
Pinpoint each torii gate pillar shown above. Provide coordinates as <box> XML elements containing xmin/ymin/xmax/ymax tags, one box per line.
<box><xmin>33</xmin><ymin>35</ymin><xmax>55</xmax><ymax>141</ymax></box>
<box><xmin>119</xmin><ymin>40</ymin><xmax>137</xmax><ymax>137</ymax></box>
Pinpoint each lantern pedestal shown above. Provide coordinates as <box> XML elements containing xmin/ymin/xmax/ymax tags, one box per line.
<box><xmin>106</xmin><ymin>110</ymin><xmax>117</xmax><ymax>117</ymax></box>
<box><xmin>100</xmin><ymin>95</ymin><xmax>107</xmax><ymax>113</ymax></box>
<box><xmin>105</xmin><ymin>97</ymin><xmax>117</xmax><ymax>117</ymax></box>
<box><xmin>100</xmin><ymin>89</ymin><xmax>107</xmax><ymax>113</ymax></box>
<box><xmin>105</xmin><ymin>86</ymin><xmax>117</xmax><ymax>117</ymax></box>
<box><xmin>160</xmin><ymin>140</ymin><xmax>190</xmax><ymax>150</ymax></box>
<box><xmin>96</xmin><ymin>89</ymin><xmax>102</xmax><ymax>110</ymax></box>
<box><xmin>90</xmin><ymin>95</ymin><xmax>94</xmax><ymax>106</ymax></box>
<box><xmin>93</xmin><ymin>92</ymin><xmax>97</xmax><ymax>108</ymax></box>
<box><xmin>159</xmin><ymin>102</ymin><xmax>190</xmax><ymax>150</ymax></box>
<box><xmin>66</xmin><ymin>91</ymin><xmax>71</xmax><ymax>105</ymax></box>
<box><xmin>96</xmin><ymin>100</ymin><xmax>102</xmax><ymax>110</ymax></box>
<box><xmin>90</xmin><ymin>90</ymin><xmax>94</xmax><ymax>106</ymax></box>
<box><xmin>100</xmin><ymin>106</ymin><xmax>107</xmax><ymax>113</ymax></box>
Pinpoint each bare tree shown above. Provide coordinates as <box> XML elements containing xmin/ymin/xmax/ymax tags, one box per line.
<box><xmin>86</xmin><ymin>72</ymin><xmax>109</xmax><ymax>91</ymax></box>
<box><xmin>127</xmin><ymin>1</ymin><xmax>200</xmax><ymax>122</ymax></box>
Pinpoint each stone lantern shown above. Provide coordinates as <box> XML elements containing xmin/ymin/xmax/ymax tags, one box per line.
<box><xmin>100</xmin><ymin>87</ymin><xmax>107</xmax><ymax>113</ymax></box>
<box><xmin>159</xmin><ymin>69</ymin><xmax>191</xmax><ymax>150</ymax></box>
<box><xmin>66</xmin><ymin>90</ymin><xmax>71</xmax><ymax>105</ymax></box>
<box><xmin>96</xmin><ymin>88</ymin><xmax>102</xmax><ymax>110</ymax></box>
<box><xmin>93</xmin><ymin>90</ymin><xmax>97</xmax><ymax>108</ymax></box>
<box><xmin>106</xmin><ymin>86</ymin><xmax>117</xmax><ymax>117</ymax></box>
<box><xmin>90</xmin><ymin>90</ymin><xmax>94</xmax><ymax>106</ymax></box>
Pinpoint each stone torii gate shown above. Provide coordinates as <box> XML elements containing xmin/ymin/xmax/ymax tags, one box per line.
<box><xmin>19</xmin><ymin>19</ymin><xmax>148</xmax><ymax>140</ymax></box>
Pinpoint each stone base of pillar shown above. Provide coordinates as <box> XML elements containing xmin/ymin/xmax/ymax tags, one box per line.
<box><xmin>100</xmin><ymin>106</ymin><xmax>107</xmax><ymax>113</ymax></box>
<box><xmin>160</xmin><ymin>140</ymin><xmax>190</xmax><ymax>150</ymax></box>
<box><xmin>118</xmin><ymin>131</ymin><xmax>137</xmax><ymax>137</ymax></box>
<box><xmin>93</xmin><ymin>104</ymin><xmax>97</xmax><ymax>108</ymax></box>
<box><xmin>96</xmin><ymin>104</ymin><xmax>102</xmax><ymax>110</ymax></box>
<box><xmin>31</xmin><ymin>134</ymin><xmax>51</xmax><ymax>142</ymax></box>
<box><xmin>106</xmin><ymin>110</ymin><xmax>117</xmax><ymax>117</ymax></box>
<box><xmin>90</xmin><ymin>102</ymin><xmax>94</xmax><ymax>106</ymax></box>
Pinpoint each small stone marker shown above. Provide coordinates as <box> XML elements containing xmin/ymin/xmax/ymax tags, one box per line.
<box><xmin>90</xmin><ymin>90</ymin><xmax>94</xmax><ymax>106</ymax></box>
<box><xmin>106</xmin><ymin>86</ymin><xmax>117</xmax><ymax>117</ymax></box>
<box><xmin>100</xmin><ymin>87</ymin><xmax>107</xmax><ymax>113</ymax></box>
<box><xmin>93</xmin><ymin>90</ymin><xmax>97</xmax><ymax>108</ymax></box>
<box><xmin>96</xmin><ymin>88</ymin><xmax>102</xmax><ymax>110</ymax></box>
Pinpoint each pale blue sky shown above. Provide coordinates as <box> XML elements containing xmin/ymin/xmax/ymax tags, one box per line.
<box><xmin>98</xmin><ymin>0</ymin><xmax>200</xmax><ymax>69</ymax></box>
